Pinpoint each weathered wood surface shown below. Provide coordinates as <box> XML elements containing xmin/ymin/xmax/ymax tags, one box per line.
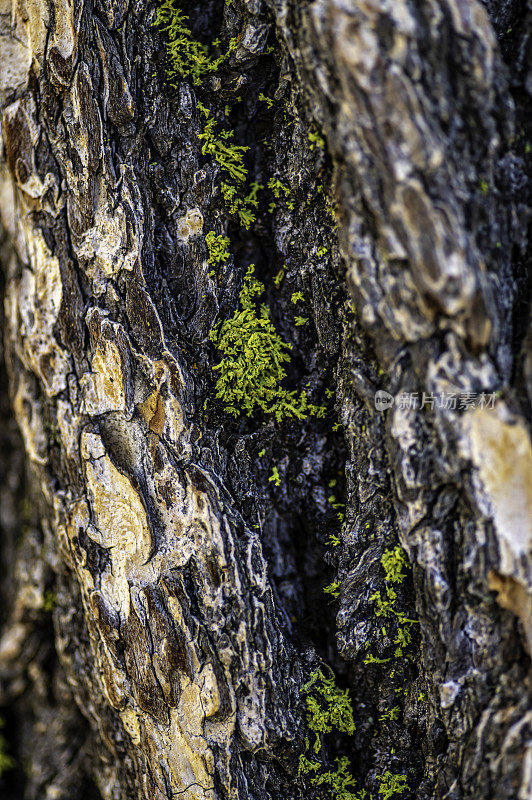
<box><xmin>0</xmin><ymin>0</ymin><xmax>531</xmax><ymax>798</ymax></box>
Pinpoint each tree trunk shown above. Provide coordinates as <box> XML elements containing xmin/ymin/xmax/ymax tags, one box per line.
<box><xmin>0</xmin><ymin>0</ymin><xmax>531</xmax><ymax>798</ymax></box>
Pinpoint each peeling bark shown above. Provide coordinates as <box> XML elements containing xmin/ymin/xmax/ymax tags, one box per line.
<box><xmin>0</xmin><ymin>0</ymin><xmax>531</xmax><ymax>799</ymax></box>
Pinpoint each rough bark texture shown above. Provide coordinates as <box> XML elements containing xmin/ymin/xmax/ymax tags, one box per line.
<box><xmin>0</xmin><ymin>0</ymin><xmax>531</xmax><ymax>799</ymax></box>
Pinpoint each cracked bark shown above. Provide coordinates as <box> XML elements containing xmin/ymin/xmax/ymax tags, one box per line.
<box><xmin>0</xmin><ymin>0</ymin><xmax>531</xmax><ymax>799</ymax></box>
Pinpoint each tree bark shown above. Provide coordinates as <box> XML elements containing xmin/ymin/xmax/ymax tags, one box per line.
<box><xmin>0</xmin><ymin>0</ymin><xmax>531</xmax><ymax>799</ymax></box>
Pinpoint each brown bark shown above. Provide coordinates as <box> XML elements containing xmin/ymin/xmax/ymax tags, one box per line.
<box><xmin>0</xmin><ymin>0</ymin><xmax>531</xmax><ymax>799</ymax></box>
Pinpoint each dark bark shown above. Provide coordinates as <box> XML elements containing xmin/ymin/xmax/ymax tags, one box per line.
<box><xmin>0</xmin><ymin>0</ymin><xmax>531</xmax><ymax>799</ymax></box>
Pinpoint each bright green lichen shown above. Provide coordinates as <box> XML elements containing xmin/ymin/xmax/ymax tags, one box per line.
<box><xmin>323</xmin><ymin>581</ymin><xmax>341</xmax><ymax>599</ymax></box>
<box><xmin>273</xmin><ymin>267</ymin><xmax>285</xmax><ymax>287</ymax></box>
<box><xmin>268</xmin><ymin>177</ymin><xmax>291</xmax><ymax>200</ymax></box>
<box><xmin>269</xmin><ymin>466</ymin><xmax>281</xmax><ymax>486</ymax></box>
<box><xmin>267</xmin><ymin>177</ymin><xmax>294</xmax><ymax>211</ymax></box>
<box><xmin>154</xmin><ymin>3</ymin><xmax>261</xmax><ymax>228</ymax></box>
<box><xmin>196</xmin><ymin>103</ymin><xmax>262</xmax><ymax>228</ymax></box>
<box><xmin>308</xmin><ymin>129</ymin><xmax>326</xmax><ymax>151</ymax></box>
<box><xmin>364</xmin><ymin>545</ymin><xmax>418</xmax><ymax>663</ymax></box>
<box><xmin>210</xmin><ymin>266</ymin><xmax>325</xmax><ymax>422</ymax></box>
<box><xmin>381</xmin><ymin>546</ymin><xmax>408</xmax><ymax>584</ymax></box>
<box><xmin>310</xmin><ymin>757</ymin><xmax>365</xmax><ymax>800</ymax></box>
<box><xmin>259</xmin><ymin>92</ymin><xmax>274</xmax><ymax>109</ymax></box>
<box><xmin>299</xmin><ymin>667</ymin><xmax>364</xmax><ymax>800</ymax></box>
<box><xmin>379</xmin><ymin>706</ymin><xmax>400</xmax><ymax>723</ymax></box>
<box><xmin>301</xmin><ymin>667</ymin><xmax>355</xmax><ymax>754</ymax></box>
<box><xmin>205</xmin><ymin>231</ymin><xmax>231</xmax><ymax>265</ymax></box>
<box><xmin>220</xmin><ymin>181</ymin><xmax>261</xmax><ymax>229</ymax></box>
<box><xmin>154</xmin><ymin>0</ymin><xmax>237</xmax><ymax>86</ymax></box>
<box><xmin>376</xmin><ymin>771</ymin><xmax>409</xmax><ymax>800</ymax></box>
<box><xmin>198</xmin><ymin>103</ymin><xmax>249</xmax><ymax>181</ymax></box>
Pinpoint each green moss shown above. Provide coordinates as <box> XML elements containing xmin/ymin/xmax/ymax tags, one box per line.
<box><xmin>295</xmin><ymin>316</ymin><xmax>308</xmax><ymax>326</ymax></box>
<box><xmin>42</xmin><ymin>589</ymin><xmax>57</xmax><ymax>613</ymax></box>
<box><xmin>299</xmin><ymin>667</ymin><xmax>364</xmax><ymax>799</ymax></box>
<box><xmin>324</xmin><ymin>581</ymin><xmax>341</xmax><ymax>599</ymax></box>
<box><xmin>364</xmin><ymin>545</ymin><xmax>418</xmax><ymax>663</ymax></box>
<box><xmin>308</xmin><ymin>129</ymin><xmax>326</xmax><ymax>151</ymax></box>
<box><xmin>267</xmin><ymin>177</ymin><xmax>295</xmax><ymax>212</ymax></box>
<box><xmin>259</xmin><ymin>92</ymin><xmax>274</xmax><ymax>109</ymax></box>
<box><xmin>205</xmin><ymin>231</ymin><xmax>231</xmax><ymax>265</ymax></box>
<box><xmin>301</xmin><ymin>667</ymin><xmax>355</xmax><ymax>753</ymax></box>
<box><xmin>154</xmin><ymin>0</ymin><xmax>237</xmax><ymax>86</ymax></box>
<box><xmin>210</xmin><ymin>265</ymin><xmax>325</xmax><ymax>422</ymax></box>
<box><xmin>269</xmin><ymin>466</ymin><xmax>281</xmax><ymax>486</ymax></box>
<box><xmin>0</xmin><ymin>719</ymin><xmax>14</xmax><ymax>777</ymax></box>
<box><xmin>291</xmin><ymin>291</ymin><xmax>304</xmax><ymax>304</ymax></box>
<box><xmin>273</xmin><ymin>267</ymin><xmax>285</xmax><ymax>287</ymax></box>
<box><xmin>198</xmin><ymin>103</ymin><xmax>249</xmax><ymax>181</ymax></box>
<box><xmin>376</xmin><ymin>771</ymin><xmax>409</xmax><ymax>799</ymax></box>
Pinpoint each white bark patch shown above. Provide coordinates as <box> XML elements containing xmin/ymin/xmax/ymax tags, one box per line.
<box><xmin>176</xmin><ymin>208</ymin><xmax>204</xmax><ymax>241</ymax></box>
<box><xmin>48</xmin><ymin>0</ymin><xmax>78</xmax><ymax>61</ymax></box>
<box><xmin>15</xmin><ymin>229</ymin><xmax>71</xmax><ymax>395</ymax></box>
<box><xmin>0</xmin><ymin>1</ymin><xmax>32</xmax><ymax>93</ymax></box>
<box><xmin>0</xmin><ymin>0</ymin><xmax>49</xmax><ymax>96</ymax></box>
<box><xmin>120</xmin><ymin>709</ymin><xmax>141</xmax><ymax>746</ymax></box>
<box><xmin>82</xmin><ymin>431</ymin><xmax>153</xmax><ymax>619</ymax></box>
<box><xmin>56</xmin><ymin>399</ymin><xmax>82</xmax><ymax>461</ymax></box>
<box><xmin>465</xmin><ymin>405</ymin><xmax>532</xmax><ymax>585</ymax></box>
<box><xmin>76</xmin><ymin>172</ymin><xmax>141</xmax><ymax>293</ymax></box>
<box><xmin>80</xmin><ymin>339</ymin><xmax>126</xmax><ymax>414</ymax></box>
<box><xmin>2</xmin><ymin>98</ymin><xmax>60</xmax><ymax>212</ymax></box>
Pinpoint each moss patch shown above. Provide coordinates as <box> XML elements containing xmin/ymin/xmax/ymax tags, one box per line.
<box><xmin>154</xmin><ymin>0</ymin><xmax>237</xmax><ymax>86</ymax></box>
<box><xmin>210</xmin><ymin>266</ymin><xmax>325</xmax><ymax>423</ymax></box>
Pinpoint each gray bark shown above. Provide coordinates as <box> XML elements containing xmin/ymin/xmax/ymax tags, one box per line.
<box><xmin>0</xmin><ymin>0</ymin><xmax>531</xmax><ymax>799</ymax></box>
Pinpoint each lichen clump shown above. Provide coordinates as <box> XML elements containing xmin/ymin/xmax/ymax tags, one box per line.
<box><xmin>377</xmin><ymin>771</ymin><xmax>410</xmax><ymax>799</ymax></box>
<box><xmin>298</xmin><ymin>667</ymin><xmax>362</xmax><ymax>800</ymax></box>
<box><xmin>205</xmin><ymin>231</ymin><xmax>230</xmax><ymax>265</ymax></box>
<box><xmin>301</xmin><ymin>667</ymin><xmax>355</xmax><ymax>753</ymax></box>
<box><xmin>198</xmin><ymin>104</ymin><xmax>249</xmax><ymax>182</ymax></box>
<box><xmin>197</xmin><ymin>103</ymin><xmax>261</xmax><ymax>229</ymax></box>
<box><xmin>154</xmin><ymin>0</ymin><xmax>237</xmax><ymax>87</ymax></box>
<box><xmin>210</xmin><ymin>266</ymin><xmax>324</xmax><ymax>423</ymax></box>
<box><xmin>365</xmin><ymin>545</ymin><xmax>417</xmax><ymax>664</ymax></box>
